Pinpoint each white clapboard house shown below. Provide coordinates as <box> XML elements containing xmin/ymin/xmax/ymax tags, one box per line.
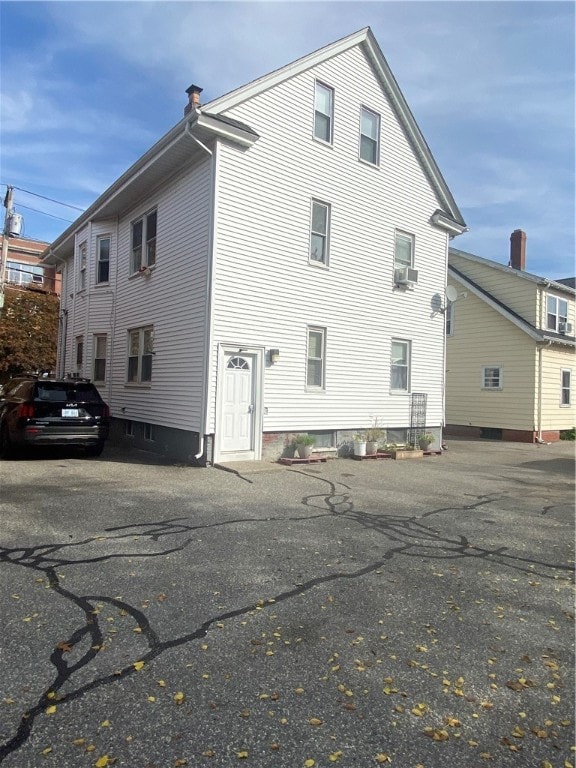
<box><xmin>43</xmin><ymin>27</ymin><xmax>466</xmax><ymax>463</ymax></box>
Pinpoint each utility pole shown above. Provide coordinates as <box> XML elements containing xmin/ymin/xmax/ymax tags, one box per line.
<box><xmin>0</xmin><ymin>185</ymin><xmax>14</xmax><ymax>310</ymax></box>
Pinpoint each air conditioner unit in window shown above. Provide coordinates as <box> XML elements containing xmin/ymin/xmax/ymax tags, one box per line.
<box><xmin>558</xmin><ymin>321</ymin><xmax>573</xmax><ymax>335</ymax></box>
<box><xmin>395</xmin><ymin>266</ymin><xmax>419</xmax><ymax>286</ymax></box>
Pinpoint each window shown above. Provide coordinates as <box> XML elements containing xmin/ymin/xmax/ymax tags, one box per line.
<box><xmin>124</xmin><ymin>420</ymin><xmax>134</xmax><ymax>437</ymax></box>
<box><xmin>394</xmin><ymin>231</ymin><xmax>414</xmax><ymax>268</ymax></box>
<box><xmin>546</xmin><ymin>295</ymin><xmax>568</xmax><ymax>332</ymax></box>
<box><xmin>307</xmin><ymin>327</ymin><xmax>326</xmax><ymax>388</ymax></box>
<box><xmin>131</xmin><ymin>210</ymin><xmax>157</xmax><ymax>273</ymax></box>
<box><xmin>6</xmin><ymin>261</ymin><xmax>43</xmax><ymax>286</ymax></box>
<box><xmin>445</xmin><ymin>301</ymin><xmax>454</xmax><ymax>336</ymax></box>
<box><xmin>78</xmin><ymin>241</ymin><xmax>87</xmax><ymax>290</ymax></box>
<box><xmin>144</xmin><ymin>423</ymin><xmax>154</xmax><ymax>441</ymax></box>
<box><xmin>93</xmin><ymin>334</ymin><xmax>107</xmax><ymax>382</ymax></box>
<box><xmin>482</xmin><ymin>366</ymin><xmax>502</xmax><ymax>389</ymax></box>
<box><xmin>97</xmin><ymin>236</ymin><xmax>110</xmax><ymax>283</ymax></box>
<box><xmin>314</xmin><ymin>81</ymin><xmax>333</xmax><ymax>143</ymax></box>
<box><xmin>390</xmin><ymin>340</ymin><xmax>410</xmax><ymax>391</ymax></box>
<box><xmin>75</xmin><ymin>336</ymin><xmax>84</xmax><ymax>369</ymax></box>
<box><xmin>359</xmin><ymin>107</ymin><xmax>380</xmax><ymax>165</ymax></box>
<box><xmin>310</xmin><ymin>200</ymin><xmax>330</xmax><ymax>264</ymax></box>
<box><xmin>561</xmin><ymin>369</ymin><xmax>571</xmax><ymax>406</ymax></box>
<box><xmin>127</xmin><ymin>326</ymin><xmax>154</xmax><ymax>384</ymax></box>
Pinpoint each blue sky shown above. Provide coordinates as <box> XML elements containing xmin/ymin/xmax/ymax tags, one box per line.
<box><xmin>1</xmin><ymin>1</ymin><xmax>574</xmax><ymax>278</ymax></box>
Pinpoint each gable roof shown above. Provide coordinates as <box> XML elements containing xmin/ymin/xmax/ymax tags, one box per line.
<box><xmin>205</xmin><ymin>27</ymin><xmax>466</xmax><ymax>233</ymax></box>
<box><xmin>449</xmin><ymin>246</ymin><xmax>576</xmax><ymax>297</ymax></box>
<box><xmin>448</xmin><ymin>264</ymin><xmax>575</xmax><ymax>347</ymax></box>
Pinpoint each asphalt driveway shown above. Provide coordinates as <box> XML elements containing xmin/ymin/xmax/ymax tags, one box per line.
<box><xmin>0</xmin><ymin>439</ymin><xmax>574</xmax><ymax>768</ymax></box>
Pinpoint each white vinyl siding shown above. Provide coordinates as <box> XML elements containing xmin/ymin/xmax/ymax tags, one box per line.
<box><xmin>210</xmin><ymin>43</ymin><xmax>449</xmax><ymax>433</ymax></box>
<box><xmin>314</xmin><ymin>81</ymin><xmax>334</xmax><ymax>144</ymax></box>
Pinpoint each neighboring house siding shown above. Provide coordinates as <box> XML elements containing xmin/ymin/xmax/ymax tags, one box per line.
<box><xmin>446</xmin><ymin>278</ymin><xmax>537</xmax><ymax>430</ymax></box>
<box><xmin>210</xmin><ymin>46</ymin><xmax>449</xmax><ymax>433</ymax></box>
<box><xmin>540</xmin><ymin>346</ymin><xmax>575</xmax><ymax>431</ymax></box>
<box><xmin>449</xmin><ymin>252</ymin><xmax>539</xmax><ymax>325</ymax></box>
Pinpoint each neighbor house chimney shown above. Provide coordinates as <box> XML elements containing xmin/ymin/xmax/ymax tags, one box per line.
<box><xmin>184</xmin><ymin>84</ymin><xmax>203</xmax><ymax>116</ymax></box>
<box><xmin>510</xmin><ymin>229</ymin><xmax>526</xmax><ymax>271</ymax></box>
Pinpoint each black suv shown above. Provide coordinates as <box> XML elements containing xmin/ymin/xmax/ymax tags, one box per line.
<box><xmin>0</xmin><ymin>377</ymin><xmax>110</xmax><ymax>459</ymax></box>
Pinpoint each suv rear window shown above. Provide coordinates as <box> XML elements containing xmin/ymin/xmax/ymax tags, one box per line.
<box><xmin>35</xmin><ymin>383</ymin><xmax>102</xmax><ymax>403</ymax></box>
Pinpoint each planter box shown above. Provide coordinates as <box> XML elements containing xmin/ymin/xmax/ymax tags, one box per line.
<box><xmin>392</xmin><ymin>449</ymin><xmax>424</xmax><ymax>460</ymax></box>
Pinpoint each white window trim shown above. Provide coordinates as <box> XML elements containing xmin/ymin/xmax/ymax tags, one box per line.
<box><xmin>313</xmin><ymin>80</ymin><xmax>334</xmax><ymax>145</ymax></box>
<box><xmin>93</xmin><ymin>334</ymin><xmax>107</xmax><ymax>383</ymax></box>
<box><xmin>560</xmin><ymin>368</ymin><xmax>572</xmax><ymax>406</ymax></box>
<box><xmin>78</xmin><ymin>241</ymin><xmax>87</xmax><ymax>291</ymax></box>
<box><xmin>359</xmin><ymin>106</ymin><xmax>381</xmax><ymax>167</ymax></box>
<box><xmin>130</xmin><ymin>209</ymin><xmax>157</xmax><ymax>275</ymax></box>
<box><xmin>481</xmin><ymin>365</ymin><xmax>503</xmax><ymax>390</ymax></box>
<box><xmin>309</xmin><ymin>199</ymin><xmax>330</xmax><ymax>266</ymax></box>
<box><xmin>390</xmin><ymin>338</ymin><xmax>411</xmax><ymax>393</ymax></box>
<box><xmin>96</xmin><ymin>235</ymin><xmax>111</xmax><ymax>285</ymax></box>
<box><xmin>394</xmin><ymin>230</ymin><xmax>415</xmax><ymax>269</ymax></box>
<box><xmin>127</xmin><ymin>325</ymin><xmax>154</xmax><ymax>386</ymax></box>
<box><xmin>546</xmin><ymin>294</ymin><xmax>569</xmax><ymax>332</ymax></box>
<box><xmin>306</xmin><ymin>326</ymin><xmax>326</xmax><ymax>390</ymax></box>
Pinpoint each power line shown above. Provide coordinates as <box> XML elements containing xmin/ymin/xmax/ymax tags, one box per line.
<box><xmin>1</xmin><ymin>184</ymin><xmax>85</xmax><ymax>212</ymax></box>
<box><xmin>16</xmin><ymin>204</ymin><xmax>75</xmax><ymax>224</ymax></box>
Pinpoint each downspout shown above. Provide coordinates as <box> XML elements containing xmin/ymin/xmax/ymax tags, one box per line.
<box><xmin>47</xmin><ymin>251</ymin><xmax>68</xmax><ymax>376</ymax></box>
<box><xmin>184</xmin><ymin>120</ymin><xmax>216</xmax><ymax>462</ymax></box>
<box><xmin>536</xmin><ymin>340</ymin><xmax>552</xmax><ymax>443</ymax></box>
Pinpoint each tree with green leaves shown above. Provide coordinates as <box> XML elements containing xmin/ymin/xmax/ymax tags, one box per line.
<box><xmin>0</xmin><ymin>287</ymin><xmax>59</xmax><ymax>383</ymax></box>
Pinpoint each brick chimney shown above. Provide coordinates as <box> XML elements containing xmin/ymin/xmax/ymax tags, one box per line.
<box><xmin>184</xmin><ymin>84</ymin><xmax>203</xmax><ymax>116</ymax></box>
<box><xmin>510</xmin><ymin>229</ymin><xmax>526</xmax><ymax>271</ymax></box>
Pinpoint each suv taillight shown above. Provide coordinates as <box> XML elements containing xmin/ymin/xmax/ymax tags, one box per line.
<box><xmin>103</xmin><ymin>404</ymin><xmax>110</xmax><ymax>418</ymax></box>
<box><xmin>19</xmin><ymin>403</ymin><xmax>35</xmax><ymax>418</ymax></box>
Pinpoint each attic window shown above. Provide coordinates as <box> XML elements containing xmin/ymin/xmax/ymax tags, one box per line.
<box><xmin>359</xmin><ymin>107</ymin><xmax>380</xmax><ymax>166</ymax></box>
<box><xmin>314</xmin><ymin>81</ymin><xmax>334</xmax><ymax>144</ymax></box>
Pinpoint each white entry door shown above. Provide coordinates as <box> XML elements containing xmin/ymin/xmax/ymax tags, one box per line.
<box><xmin>220</xmin><ymin>352</ymin><xmax>256</xmax><ymax>455</ymax></box>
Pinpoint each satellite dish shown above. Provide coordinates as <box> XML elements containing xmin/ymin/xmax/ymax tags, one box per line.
<box><xmin>445</xmin><ymin>285</ymin><xmax>458</xmax><ymax>302</ymax></box>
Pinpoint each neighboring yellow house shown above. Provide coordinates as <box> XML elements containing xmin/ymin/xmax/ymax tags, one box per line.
<box><xmin>445</xmin><ymin>230</ymin><xmax>575</xmax><ymax>442</ymax></box>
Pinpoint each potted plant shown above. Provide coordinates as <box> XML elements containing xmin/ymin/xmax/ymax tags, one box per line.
<box><xmin>418</xmin><ymin>432</ymin><xmax>435</xmax><ymax>451</ymax></box>
<box><xmin>365</xmin><ymin>420</ymin><xmax>385</xmax><ymax>455</ymax></box>
<box><xmin>353</xmin><ymin>433</ymin><xmax>367</xmax><ymax>457</ymax></box>
<box><xmin>294</xmin><ymin>433</ymin><xmax>316</xmax><ymax>459</ymax></box>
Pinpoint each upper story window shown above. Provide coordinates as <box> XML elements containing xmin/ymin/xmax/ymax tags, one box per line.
<box><xmin>482</xmin><ymin>366</ymin><xmax>502</xmax><ymax>390</ymax></box>
<box><xmin>131</xmin><ymin>210</ymin><xmax>157</xmax><ymax>274</ymax></box>
<box><xmin>127</xmin><ymin>326</ymin><xmax>154</xmax><ymax>384</ymax></box>
<box><xmin>78</xmin><ymin>241</ymin><xmax>87</xmax><ymax>290</ymax></box>
<box><xmin>394</xmin><ymin>231</ymin><xmax>414</xmax><ymax>268</ymax></box>
<box><xmin>97</xmin><ymin>236</ymin><xmax>110</xmax><ymax>284</ymax></box>
<box><xmin>359</xmin><ymin>107</ymin><xmax>380</xmax><ymax>166</ymax></box>
<box><xmin>307</xmin><ymin>327</ymin><xmax>326</xmax><ymax>389</ymax></box>
<box><xmin>310</xmin><ymin>200</ymin><xmax>330</xmax><ymax>265</ymax></box>
<box><xmin>75</xmin><ymin>336</ymin><xmax>84</xmax><ymax>369</ymax></box>
<box><xmin>314</xmin><ymin>81</ymin><xmax>334</xmax><ymax>144</ymax></box>
<box><xmin>390</xmin><ymin>339</ymin><xmax>410</xmax><ymax>392</ymax></box>
<box><xmin>6</xmin><ymin>261</ymin><xmax>43</xmax><ymax>286</ymax></box>
<box><xmin>546</xmin><ymin>295</ymin><xmax>569</xmax><ymax>332</ymax></box>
